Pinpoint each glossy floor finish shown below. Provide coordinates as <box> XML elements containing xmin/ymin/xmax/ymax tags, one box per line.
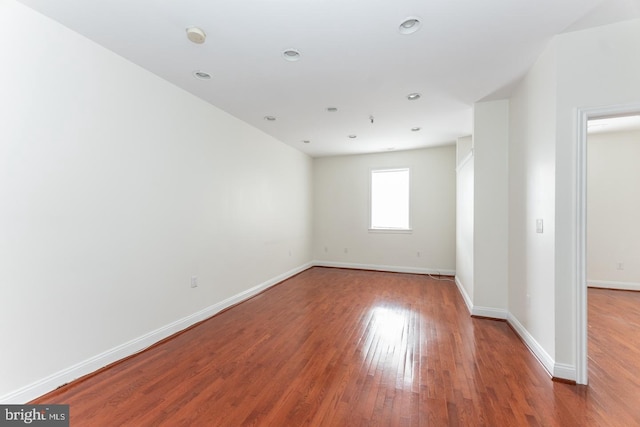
<box><xmin>33</xmin><ymin>268</ymin><xmax>639</xmax><ymax>426</ymax></box>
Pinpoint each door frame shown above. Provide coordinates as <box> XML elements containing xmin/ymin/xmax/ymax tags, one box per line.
<box><xmin>575</xmin><ymin>102</ymin><xmax>640</xmax><ymax>385</ymax></box>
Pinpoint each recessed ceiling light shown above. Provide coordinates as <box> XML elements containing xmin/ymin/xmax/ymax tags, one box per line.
<box><xmin>411</xmin><ymin>127</ymin><xmax>421</xmax><ymax>132</ymax></box>
<box><xmin>348</xmin><ymin>135</ymin><xmax>357</xmax><ymax>139</ymax></box>
<box><xmin>302</xmin><ymin>140</ymin><xmax>311</xmax><ymax>144</ymax></box>
<box><xmin>186</xmin><ymin>27</ymin><xmax>206</xmax><ymax>44</ymax></box>
<box><xmin>193</xmin><ymin>70</ymin><xmax>212</xmax><ymax>80</ymax></box>
<box><xmin>399</xmin><ymin>17</ymin><xmax>421</xmax><ymax>35</ymax></box>
<box><xmin>326</xmin><ymin>107</ymin><xmax>338</xmax><ymax>112</ymax></box>
<box><xmin>264</xmin><ymin>116</ymin><xmax>276</xmax><ymax>121</ymax></box>
<box><xmin>282</xmin><ymin>49</ymin><xmax>301</xmax><ymax>62</ymax></box>
<box><xmin>407</xmin><ymin>92</ymin><xmax>421</xmax><ymax>100</ymax></box>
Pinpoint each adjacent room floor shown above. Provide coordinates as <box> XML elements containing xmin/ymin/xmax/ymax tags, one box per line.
<box><xmin>33</xmin><ymin>267</ymin><xmax>640</xmax><ymax>426</ymax></box>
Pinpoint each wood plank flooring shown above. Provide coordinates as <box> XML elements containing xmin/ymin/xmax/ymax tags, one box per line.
<box><xmin>32</xmin><ymin>268</ymin><xmax>640</xmax><ymax>426</ymax></box>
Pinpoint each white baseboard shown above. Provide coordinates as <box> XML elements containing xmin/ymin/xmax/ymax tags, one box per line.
<box><xmin>0</xmin><ymin>262</ymin><xmax>313</xmax><ymax>404</ymax></box>
<box><xmin>553</xmin><ymin>363</ymin><xmax>577</xmax><ymax>381</ymax></box>
<box><xmin>506</xmin><ymin>313</ymin><xmax>555</xmax><ymax>378</ymax></box>
<box><xmin>454</xmin><ymin>276</ymin><xmax>473</xmax><ymax>314</ymax></box>
<box><xmin>472</xmin><ymin>306</ymin><xmax>508</xmax><ymax>319</ymax></box>
<box><xmin>313</xmin><ymin>260</ymin><xmax>455</xmax><ymax>276</ymax></box>
<box><xmin>588</xmin><ymin>280</ymin><xmax>640</xmax><ymax>291</ymax></box>
<box><xmin>453</xmin><ymin>277</ymin><xmax>507</xmax><ymax>319</ymax></box>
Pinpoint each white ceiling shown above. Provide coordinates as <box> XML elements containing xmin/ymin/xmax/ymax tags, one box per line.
<box><xmin>588</xmin><ymin>115</ymin><xmax>640</xmax><ymax>134</ymax></box>
<box><xmin>18</xmin><ymin>0</ymin><xmax>640</xmax><ymax>157</ymax></box>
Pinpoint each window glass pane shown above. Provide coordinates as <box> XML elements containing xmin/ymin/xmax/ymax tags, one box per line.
<box><xmin>371</xmin><ymin>169</ymin><xmax>409</xmax><ymax>229</ymax></box>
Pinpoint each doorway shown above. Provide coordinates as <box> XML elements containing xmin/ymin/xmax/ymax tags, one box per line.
<box><xmin>576</xmin><ymin>104</ymin><xmax>640</xmax><ymax>385</ymax></box>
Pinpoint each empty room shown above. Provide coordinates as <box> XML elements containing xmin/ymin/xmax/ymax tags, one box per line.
<box><xmin>1</xmin><ymin>0</ymin><xmax>640</xmax><ymax>425</ymax></box>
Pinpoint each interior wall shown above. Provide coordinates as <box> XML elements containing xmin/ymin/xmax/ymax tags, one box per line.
<box><xmin>313</xmin><ymin>146</ymin><xmax>456</xmax><ymax>274</ymax></box>
<box><xmin>554</xmin><ymin>17</ymin><xmax>640</xmax><ymax>368</ymax></box>
<box><xmin>505</xmin><ymin>18</ymin><xmax>640</xmax><ymax>379</ymax></box>
<box><xmin>472</xmin><ymin>100</ymin><xmax>509</xmax><ymax>314</ymax></box>
<box><xmin>507</xmin><ymin>40</ymin><xmax>558</xmax><ymax>361</ymax></box>
<box><xmin>455</xmin><ymin>136</ymin><xmax>474</xmax><ymax>304</ymax></box>
<box><xmin>587</xmin><ymin>129</ymin><xmax>640</xmax><ymax>289</ymax></box>
<box><xmin>0</xmin><ymin>0</ymin><xmax>313</xmax><ymax>400</ymax></box>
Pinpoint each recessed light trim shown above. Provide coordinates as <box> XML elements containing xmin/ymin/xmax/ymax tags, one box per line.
<box><xmin>282</xmin><ymin>49</ymin><xmax>301</xmax><ymax>62</ymax></box>
<box><xmin>411</xmin><ymin>127</ymin><xmax>421</xmax><ymax>132</ymax></box>
<box><xmin>302</xmin><ymin>140</ymin><xmax>311</xmax><ymax>144</ymax></box>
<box><xmin>399</xmin><ymin>17</ymin><xmax>421</xmax><ymax>35</ymax></box>
<box><xmin>407</xmin><ymin>92</ymin><xmax>421</xmax><ymax>101</ymax></box>
<box><xmin>186</xmin><ymin>27</ymin><xmax>206</xmax><ymax>44</ymax></box>
<box><xmin>193</xmin><ymin>70</ymin><xmax>212</xmax><ymax>80</ymax></box>
<box><xmin>326</xmin><ymin>107</ymin><xmax>338</xmax><ymax>112</ymax></box>
<box><xmin>348</xmin><ymin>135</ymin><xmax>357</xmax><ymax>139</ymax></box>
<box><xmin>264</xmin><ymin>116</ymin><xmax>276</xmax><ymax>121</ymax></box>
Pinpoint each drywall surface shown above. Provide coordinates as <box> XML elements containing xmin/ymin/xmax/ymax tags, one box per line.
<box><xmin>587</xmin><ymin>130</ymin><xmax>640</xmax><ymax>288</ymax></box>
<box><xmin>456</xmin><ymin>136</ymin><xmax>474</xmax><ymax>302</ymax></box>
<box><xmin>508</xmin><ymin>40</ymin><xmax>558</xmax><ymax>360</ymax></box>
<box><xmin>313</xmin><ymin>146</ymin><xmax>456</xmax><ymax>273</ymax></box>
<box><xmin>473</xmin><ymin>100</ymin><xmax>509</xmax><ymax>312</ymax></box>
<box><xmin>506</xmin><ymin>18</ymin><xmax>640</xmax><ymax>374</ymax></box>
<box><xmin>0</xmin><ymin>0</ymin><xmax>312</xmax><ymax>400</ymax></box>
<box><xmin>554</xmin><ymin>18</ymin><xmax>640</xmax><ymax>366</ymax></box>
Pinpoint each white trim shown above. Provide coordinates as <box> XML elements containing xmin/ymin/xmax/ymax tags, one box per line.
<box><xmin>454</xmin><ymin>278</ymin><xmax>572</xmax><ymax>380</ymax></box>
<box><xmin>506</xmin><ymin>313</ymin><xmax>555</xmax><ymax>378</ymax></box>
<box><xmin>313</xmin><ymin>260</ymin><xmax>455</xmax><ymax>276</ymax></box>
<box><xmin>368</xmin><ymin>228</ymin><xmax>413</xmax><ymax>234</ymax></box>
<box><xmin>588</xmin><ymin>280</ymin><xmax>640</xmax><ymax>291</ymax></box>
<box><xmin>472</xmin><ymin>306</ymin><xmax>508</xmax><ymax>320</ymax></box>
<box><xmin>454</xmin><ymin>276</ymin><xmax>473</xmax><ymax>314</ymax></box>
<box><xmin>453</xmin><ymin>277</ymin><xmax>507</xmax><ymax>319</ymax></box>
<box><xmin>455</xmin><ymin>148</ymin><xmax>474</xmax><ymax>172</ymax></box>
<box><xmin>554</xmin><ymin>363</ymin><xmax>577</xmax><ymax>381</ymax></box>
<box><xmin>0</xmin><ymin>262</ymin><xmax>313</xmax><ymax>404</ymax></box>
<box><xmin>369</xmin><ymin>167</ymin><xmax>411</xmax><ymax>230</ymax></box>
<box><xmin>576</xmin><ymin>102</ymin><xmax>640</xmax><ymax>386</ymax></box>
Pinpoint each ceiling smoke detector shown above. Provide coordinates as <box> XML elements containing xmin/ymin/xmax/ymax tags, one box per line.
<box><xmin>407</xmin><ymin>92</ymin><xmax>421</xmax><ymax>101</ymax></box>
<box><xmin>186</xmin><ymin>27</ymin><xmax>206</xmax><ymax>44</ymax></box>
<box><xmin>399</xmin><ymin>17</ymin><xmax>421</xmax><ymax>35</ymax></box>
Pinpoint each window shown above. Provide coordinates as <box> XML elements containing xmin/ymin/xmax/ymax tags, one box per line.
<box><xmin>370</xmin><ymin>168</ymin><xmax>410</xmax><ymax>231</ymax></box>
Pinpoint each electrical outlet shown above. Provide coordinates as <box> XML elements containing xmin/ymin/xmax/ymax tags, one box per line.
<box><xmin>190</xmin><ymin>276</ymin><xmax>198</xmax><ymax>288</ymax></box>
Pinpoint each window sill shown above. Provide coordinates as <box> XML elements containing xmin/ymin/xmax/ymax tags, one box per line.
<box><xmin>368</xmin><ymin>228</ymin><xmax>413</xmax><ymax>234</ymax></box>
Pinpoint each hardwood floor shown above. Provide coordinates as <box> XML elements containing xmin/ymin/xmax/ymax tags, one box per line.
<box><xmin>32</xmin><ymin>268</ymin><xmax>640</xmax><ymax>426</ymax></box>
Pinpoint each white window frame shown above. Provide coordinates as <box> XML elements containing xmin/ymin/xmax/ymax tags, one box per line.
<box><xmin>369</xmin><ymin>167</ymin><xmax>412</xmax><ymax>233</ymax></box>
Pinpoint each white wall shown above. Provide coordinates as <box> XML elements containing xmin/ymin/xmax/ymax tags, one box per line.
<box><xmin>508</xmin><ymin>41</ymin><xmax>558</xmax><ymax>364</ymax></box>
<box><xmin>455</xmin><ymin>136</ymin><xmax>474</xmax><ymax>305</ymax></box>
<box><xmin>505</xmin><ymin>18</ymin><xmax>640</xmax><ymax>379</ymax></box>
<box><xmin>554</xmin><ymin>18</ymin><xmax>640</xmax><ymax>369</ymax></box>
<box><xmin>0</xmin><ymin>0</ymin><xmax>313</xmax><ymax>401</ymax></box>
<box><xmin>473</xmin><ymin>100</ymin><xmax>509</xmax><ymax>315</ymax></box>
<box><xmin>587</xmin><ymin>130</ymin><xmax>640</xmax><ymax>290</ymax></box>
<box><xmin>313</xmin><ymin>147</ymin><xmax>456</xmax><ymax>274</ymax></box>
